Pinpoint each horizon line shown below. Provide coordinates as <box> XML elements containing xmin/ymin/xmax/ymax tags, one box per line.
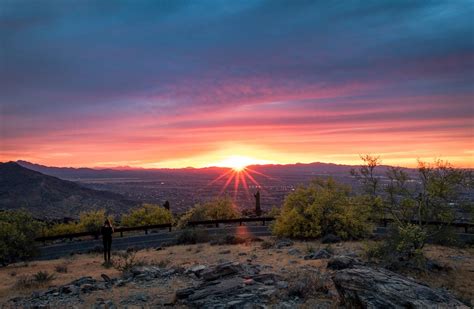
<box><xmin>8</xmin><ymin>159</ymin><xmax>473</xmax><ymax>171</ymax></box>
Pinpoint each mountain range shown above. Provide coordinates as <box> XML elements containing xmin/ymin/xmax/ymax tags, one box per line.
<box><xmin>16</xmin><ymin>160</ymin><xmax>409</xmax><ymax>180</ymax></box>
<box><xmin>0</xmin><ymin>162</ymin><xmax>139</xmax><ymax>219</ymax></box>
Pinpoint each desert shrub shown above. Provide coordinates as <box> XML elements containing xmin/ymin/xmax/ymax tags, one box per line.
<box><xmin>365</xmin><ymin>225</ymin><xmax>429</xmax><ymax>269</ymax></box>
<box><xmin>14</xmin><ymin>275</ymin><xmax>36</xmax><ymax>289</ymax></box>
<box><xmin>44</xmin><ymin>222</ymin><xmax>81</xmax><ymax>237</ymax></box>
<box><xmin>211</xmin><ymin>233</ymin><xmax>247</xmax><ymax>245</ymax></box>
<box><xmin>261</xmin><ymin>240</ymin><xmax>274</xmax><ymax>249</ymax></box>
<box><xmin>428</xmin><ymin>225</ymin><xmax>461</xmax><ymax>247</ymax></box>
<box><xmin>14</xmin><ymin>271</ymin><xmax>55</xmax><ymax>289</ymax></box>
<box><xmin>286</xmin><ymin>269</ymin><xmax>329</xmax><ymax>299</ymax></box>
<box><xmin>176</xmin><ymin>229</ymin><xmax>210</xmax><ymax>245</ymax></box>
<box><xmin>0</xmin><ymin>210</ymin><xmax>41</xmax><ymax>265</ymax></box>
<box><xmin>267</xmin><ymin>206</ymin><xmax>281</xmax><ymax>217</ymax></box>
<box><xmin>112</xmin><ymin>251</ymin><xmax>145</xmax><ymax>273</ymax></box>
<box><xmin>79</xmin><ymin>209</ymin><xmax>109</xmax><ymax>234</ymax></box>
<box><xmin>272</xmin><ymin>178</ymin><xmax>372</xmax><ymax>239</ymax></box>
<box><xmin>355</xmin><ymin>157</ymin><xmax>471</xmax><ymax>264</ymax></box>
<box><xmin>44</xmin><ymin>209</ymin><xmax>112</xmax><ymax>237</ymax></box>
<box><xmin>178</xmin><ymin>197</ymin><xmax>239</xmax><ymax>227</ymax></box>
<box><xmin>121</xmin><ymin>204</ymin><xmax>173</xmax><ymax>227</ymax></box>
<box><xmin>33</xmin><ymin>271</ymin><xmax>56</xmax><ymax>283</ymax></box>
<box><xmin>55</xmin><ymin>264</ymin><xmax>68</xmax><ymax>273</ymax></box>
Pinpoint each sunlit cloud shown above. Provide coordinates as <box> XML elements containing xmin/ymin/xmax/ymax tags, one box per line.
<box><xmin>0</xmin><ymin>1</ymin><xmax>472</xmax><ymax>168</ymax></box>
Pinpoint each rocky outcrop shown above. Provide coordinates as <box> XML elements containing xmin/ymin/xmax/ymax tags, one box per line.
<box><xmin>175</xmin><ymin>262</ymin><xmax>291</xmax><ymax>308</ymax></box>
<box><xmin>304</xmin><ymin>249</ymin><xmax>332</xmax><ymax>260</ymax></box>
<box><xmin>327</xmin><ymin>255</ymin><xmax>361</xmax><ymax>270</ymax></box>
<box><xmin>332</xmin><ymin>262</ymin><xmax>467</xmax><ymax>308</ymax></box>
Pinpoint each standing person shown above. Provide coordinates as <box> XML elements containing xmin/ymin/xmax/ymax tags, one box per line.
<box><xmin>101</xmin><ymin>219</ymin><xmax>114</xmax><ymax>263</ymax></box>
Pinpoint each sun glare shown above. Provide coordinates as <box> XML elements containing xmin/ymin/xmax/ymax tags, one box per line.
<box><xmin>214</xmin><ymin>155</ymin><xmax>266</xmax><ymax>171</ymax></box>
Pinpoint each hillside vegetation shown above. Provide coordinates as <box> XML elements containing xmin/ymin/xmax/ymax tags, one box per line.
<box><xmin>0</xmin><ymin>162</ymin><xmax>138</xmax><ymax>219</ymax></box>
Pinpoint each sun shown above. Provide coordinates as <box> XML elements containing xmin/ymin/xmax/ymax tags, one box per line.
<box><xmin>214</xmin><ymin>155</ymin><xmax>266</xmax><ymax>171</ymax></box>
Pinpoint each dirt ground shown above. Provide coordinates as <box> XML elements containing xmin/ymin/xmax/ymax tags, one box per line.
<box><xmin>1</xmin><ymin>238</ymin><xmax>473</xmax><ymax>306</ymax></box>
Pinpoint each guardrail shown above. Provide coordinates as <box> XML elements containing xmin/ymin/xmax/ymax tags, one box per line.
<box><xmin>187</xmin><ymin>217</ymin><xmax>275</xmax><ymax>228</ymax></box>
<box><xmin>35</xmin><ymin>223</ymin><xmax>172</xmax><ymax>243</ymax></box>
<box><xmin>34</xmin><ymin>216</ymin><xmax>473</xmax><ymax>244</ymax></box>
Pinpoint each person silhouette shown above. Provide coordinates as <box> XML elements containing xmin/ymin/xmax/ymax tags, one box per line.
<box><xmin>101</xmin><ymin>218</ymin><xmax>114</xmax><ymax>263</ymax></box>
<box><xmin>163</xmin><ymin>200</ymin><xmax>170</xmax><ymax>210</ymax></box>
<box><xmin>254</xmin><ymin>190</ymin><xmax>261</xmax><ymax>216</ymax></box>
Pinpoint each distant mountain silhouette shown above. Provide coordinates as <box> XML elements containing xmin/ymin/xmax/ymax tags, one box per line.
<box><xmin>0</xmin><ymin>162</ymin><xmax>139</xmax><ymax>219</ymax></box>
<box><xmin>17</xmin><ymin>160</ymin><xmax>413</xmax><ymax>180</ymax></box>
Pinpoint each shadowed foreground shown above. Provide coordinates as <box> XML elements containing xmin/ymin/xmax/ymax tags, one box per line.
<box><xmin>3</xmin><ymin>238</ymin><xmax>473</xmax><ymax>308</ymax></box>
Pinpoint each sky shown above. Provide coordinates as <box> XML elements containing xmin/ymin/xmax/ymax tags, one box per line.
<box><xmin>1</xmin><ymin>0</ymin><xmax>473</xmax><ymax>168</ymax></box>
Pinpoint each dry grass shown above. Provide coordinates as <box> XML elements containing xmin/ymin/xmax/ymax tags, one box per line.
<box><xmin>0</xmin><ymin>238</ymin><xmax>472</xmax><ymax>306</ymax></box>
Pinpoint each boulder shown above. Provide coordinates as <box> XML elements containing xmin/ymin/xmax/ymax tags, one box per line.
<box><xmin>327</xmin><ymin>255</ymin><xmax>359</xmax><ymax>270</ymax></box>
<box><xmin>275</xmin><ymin>239</ymin><xmax>294</xmax><ymax>249</ymax></box>
<box><xmin>304</xmin><ymin>249</ymin><xmax>332</xmax><ymax>260</ymax></box>
<box><xmin>200</xmin><ymin>262</ymin><xmax>243</xmax><ymax>281</ymax></box>
<box><xmin>288</xmin><ymin>248</ymin><xmax>301</xmax><ymax>256</ymax></box>
<box><xmin>333</xmin><ymin>266</ymin><xmax>468</xmax><ymax>308</ymax></box>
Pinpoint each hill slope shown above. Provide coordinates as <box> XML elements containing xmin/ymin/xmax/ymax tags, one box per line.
<box><xmin>0</xmin><ymin>162</ymin><xmax>139</xmax><ymax>219</ymax></box>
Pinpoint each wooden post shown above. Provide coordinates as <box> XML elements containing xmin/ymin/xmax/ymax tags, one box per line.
<box><xmin>215</xmin><ymin>222</ymin><xmax>219</xmax><ymax>228</ymax></box>
<box><xmin>120</xmin><ymin>231</ymin><xmax>123</xmax><ymax>237</ymax></box>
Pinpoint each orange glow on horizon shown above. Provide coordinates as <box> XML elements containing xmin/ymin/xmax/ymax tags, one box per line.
<box><xmin>212</xmin><ymin>155</ymin><xmax>271</xmax><ymax>171</ymax></box>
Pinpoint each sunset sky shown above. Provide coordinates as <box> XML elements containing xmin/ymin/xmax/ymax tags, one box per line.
<box><xmin>1</xmin><ymin>1</ymin><xmax>473</xmax><ymax>168</ymax></box>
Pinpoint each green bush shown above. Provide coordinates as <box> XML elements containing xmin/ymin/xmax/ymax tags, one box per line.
<box><xmin>111</xmin><ymin>251</ymin><xmax>145</xmax><ymax>273</ymax></box>
<box><xmin>355</xmin><ymin>157</ymin><xmax>472</xmax><ymax>266</ymax></box>
<box><xmin>44</xmin><ymin>209</ymin><xmax>112</xmax><ymax>237</ymax></box>
<box><xmin>33</xmin><ymin>271</ymin><xmax>56</xmax><ymax>283</ymax></box>
<box><xmin>44</xmin><ymin>222</ymin><xmax>81</xmax><ymax>237</ymax></box>
<box><xmin>176</xmin><ymin>229</ymin><xmax>210</xmax><ymax>245</ymax></box>
<box><xmin>121</xmin><ymin>204</ymin><xmax>173</xmax><ymax>227</ymax></box>
<box><xmin>79</xmin><ymin>209</ymin><xmax>108</xmax><ymax>234</ymax></box>
<box><xmin>178</xmin><ymin>197</ymin><xmax>239</xmax><ymax>227</ymax></box>
<box><xmin>272</xmin><ymin>178</ymin><xmax>372</xmax><ymax>239</ymax></box>
<box><xmin>0</xmin><ymin>210</ymin><xmax>41</xmax><ymax>265</ymax></box>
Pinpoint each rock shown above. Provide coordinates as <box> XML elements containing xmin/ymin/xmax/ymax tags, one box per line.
<box><xmin>70</xmin><ymin>276</ymin><xmax>96</xmax><ymax>286</ymax></box>
<box><xmin>304</xmin><ymin>249</ymin><xmax>332</xmax><ymax>260</ymax></box>
<box><xmin>188</xmin><ymin>278</ymin><xmax>242</xmax><ymax>301</ymax></box>
<box><xmin>175</xmin><ymin>288</ymin><xmax>195</xmax><ymax>299</ymax></box>
<box><xmin>327</xmin><ymin>255</ymin><xmax>359</xmax><ymax>270</ymax></box>
<box><xmin>243</xmin><ymin>278</ymin><xmax>255</xmax><ymax>285</ymax></box>
<box><xmin>59</xmin><ymin>285</ymin><xmax>79</xmax><ymax>295</ymax></box>
<box><xmin>321</xmin><ymin>234</ymin><xmax>341</xmax><ymax>244</ymax></box>
<box><xmin>238</xmin><ymin>252</ymin><xmax>247</xmax><ymax>256</ymax></box>
<box><xmin>200</xmin><ymin>262</ymin><xmax>243</xmax><ymax>281</ymax></box>
<box><xmin>219</xmin><ymin>249</ymin><xmax>231</xmax><ymax>254</ymax></box>
<box><xmin>288</xmin><ymin>248</ymin><xmax>301</xmax><ymax>256</ymax></box>
<box><xmin>80</xmin><ymin>283</ymin><xmax>97</xmax><ymax>293</ymax></box>
<box><xmin>275</xmin><ymin>239</ymin><xmax>294</xmax><ymax>249</ymax></box>
<box><xmin>252</xmin><ymin>273</ymin><xmax>283</xmax><ymax>284</ymax></box>
<box><xmin>187</xmin><ymin>264</ymin><xmax>207</xmax><ymax>277</ymax></box>
<box><xmin>276</xmin><ymin>281</ymin><xmax>289</xmax><ymax>289</ymax></box>
<box><xmin>161</xmin><ymin>269</ymin><xmax>176</xmax><ymax>277</ymax></box>
<box><xmin>104</xmin><ymin>300</ymin><xmax>116</xmax><ymax>309</ymax></box>
<box><xmin>101</xmin><ymin>274</ymin><xmax>111</xmax><ymax>283</ymax></box>
<box><xmin>333</xmin><ymin>265</ymin><xmax>468</xmax><ymax>308</ymax></box>
<box><xmin>227</xmin><ymin>300</ymin><xmax>244</xmax><ymax>307</ymax></box>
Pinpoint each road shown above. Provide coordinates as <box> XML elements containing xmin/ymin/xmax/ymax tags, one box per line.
<box><xmin>37</xmin><ymin>225</ymin><xmax>473</xmax><ymax>260</ymax></box>
<box><xmin>38</xmin><ymin>225</ymin><xmax>272</xmax><ymax>260</ymax></box>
